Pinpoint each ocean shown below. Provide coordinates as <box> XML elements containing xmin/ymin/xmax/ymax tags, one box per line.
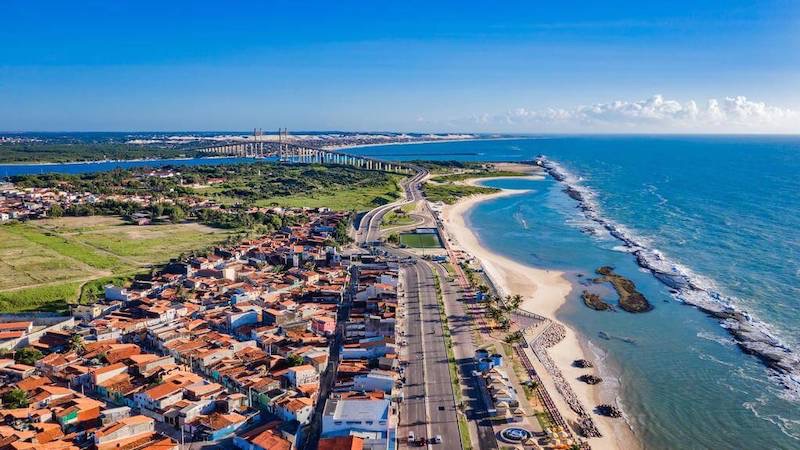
<box><xmin>5</xmin><ymin>136</ymin><xmax>800</xmax><ymax>448</ymax></box>
<box><xmin>351</xmin><ymin>136</ymin><xmax>800</xmax><ymax>449</ymax></box>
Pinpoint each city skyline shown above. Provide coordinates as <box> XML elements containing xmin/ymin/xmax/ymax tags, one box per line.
<box><xmin>2</xmin><ymin>1</ymin><xmax>799</xmax><ymax>132</ymax></box>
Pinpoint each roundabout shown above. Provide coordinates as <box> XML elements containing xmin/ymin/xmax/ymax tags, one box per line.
<box><xmin>499</xmin><ymin>427</ymin><xmax>532</xmax><ymax>443</ymax></box>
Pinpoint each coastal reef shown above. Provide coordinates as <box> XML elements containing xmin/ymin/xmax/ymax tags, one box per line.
<box><xmin>581</xmin><ymin>290</ymin><xmax>613</xmax><ymax>311</ymax></box>
<box><xmin>536</xmin><ymin>155</ymin><xmax>800</xmax><ymax>391</ymax></box>
<box><xmin>594</xmin><ymin>266</ymin><xmax>653</xmax><ymax>313</ymax></box>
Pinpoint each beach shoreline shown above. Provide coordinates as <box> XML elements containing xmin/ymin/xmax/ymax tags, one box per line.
<box><xmin>438</xmin><ymin>170</ymin><xmax>640</xmax><ymax>450</ymax></box>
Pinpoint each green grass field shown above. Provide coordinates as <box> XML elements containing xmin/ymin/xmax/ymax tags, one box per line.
<box><xmin>430</xmin><ymin>170</ymin><xmax>529</xmax><ymax>183</ymax></box>
<box><xmin>247</xmin><ymin>175</ymin><xmax>403</xmax><ymax>211</ymax></box>
<box><xmin>256</xmin><ymin>177</ymin><xmax>402</xmax><ymax>211</ymax></box>
<box><xmin>0</xmin><ymin>217</ymin><xmax>232</xmax><ymax>312</ymax></box>
<box><xmin>381</xmin><ymin>202</ymin><xmax>417</xmax><ymax>228</ymax></box>
<box><xmin>422</xmin><ymin>183</ymin><xmax>499</xmax><ymax>204</ymax></box>
<box><xmin>399</xmin><ymin>232</ymin><xmax>442</xmax><ymax>248</ymax></box>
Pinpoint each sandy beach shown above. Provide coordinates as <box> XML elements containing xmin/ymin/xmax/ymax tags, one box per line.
<box><xmin>438</xmin><ymin>167</ymin><xmax>639</xmax><ymax>450</ymax></box>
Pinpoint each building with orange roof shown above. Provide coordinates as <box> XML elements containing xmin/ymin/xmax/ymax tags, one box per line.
<box><xmin>273</xmin><ymin>396</ymin><xmax>314</xmax><ymax>424</ymax></box>
<box><xmin>233</xmin><ymin>421</ymin><xmax>292</xmax><ymax>450</ymax></box>
<box><xmin>94</xmin><ymin>415</ymin><xmax>177</xmax><ymax>450</ymax></box>
<box><xmin>188</xmin><ymin>411</ymin><xmax>247</xmax><ymax>441</ymax></box>
<box><xmin>318</xmin><ymin>435</ymin><xmax>364</xmax><ymax>450</ymax></box>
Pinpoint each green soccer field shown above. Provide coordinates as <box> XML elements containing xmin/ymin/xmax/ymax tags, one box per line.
<box><xmin>399</xmin><ymin>232</ymin><xmax>443</xmax><ymax>248</ymax></box>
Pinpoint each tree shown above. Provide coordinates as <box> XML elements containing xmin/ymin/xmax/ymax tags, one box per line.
<box><xmin>49</xmin><ymin>203</ymin><xmax>64</xmax><ymax>217</ymax></box>
<box><xmin>14</xmin><ymin>347</ymin><xmax>43</xmax><ymax>366</ymax></box>
<box><xmin>287</xmin><ymin>353</ymin><xmax>305</xmax><ymax>367</ymax></box>
<box><xmin>69</xmin><ymin>333</ymin><xmax>85</xmax><ymax>353</ymax></box>
<box><xmin>166</xmin><ymin>204</ymin><xmax>186</xmax><ymax>223</ymax></box>
<box><xmin>2</xmin><ymin>388</ymin><xmax>28</xmax><ymax>409</ymax></box>
<box><xmin>487</xmin><ymin>307</ymin><xmax>505</xmax><ymax>324</ymax></box>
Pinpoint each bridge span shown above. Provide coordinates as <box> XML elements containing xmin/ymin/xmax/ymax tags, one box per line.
<box><xmin>196</xmin><ymin>140</ymin><xmax>411</xmax><ymax>174</ymax></box>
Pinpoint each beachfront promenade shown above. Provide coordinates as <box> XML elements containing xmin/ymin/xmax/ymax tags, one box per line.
<box><xmin>352</xmin><ymin>158</ymin><xmax>611</xmax><ymax>448</ymax></box>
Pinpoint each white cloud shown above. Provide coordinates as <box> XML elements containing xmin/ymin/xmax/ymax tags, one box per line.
<box><xmin>469</xmin><ymin>95</ymin><xmax>799</xmax><ymax>133</ymax></box>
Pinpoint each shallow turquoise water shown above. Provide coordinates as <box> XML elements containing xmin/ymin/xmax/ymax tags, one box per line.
<box><xmin>352</xmin><ymin>136</ymin><xmax>800</xmax><ymax>449</ymax></box>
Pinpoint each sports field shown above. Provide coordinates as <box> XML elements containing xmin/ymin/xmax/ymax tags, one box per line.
<box><xmin>0</xmin><ymin>217</ymin><xmax>232</xmax><ymax>312</ymax></box>
<box><xmin>399</xmin><ymin>232</ymin><xmax>443</xmax><ymax>248</ymax></box>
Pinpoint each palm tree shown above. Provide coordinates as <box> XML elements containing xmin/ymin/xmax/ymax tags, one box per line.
<box><xmin>487</xmin><ymin>307</ymin><xmax>505</xmax><ymax>324</ymax></box>
<box><xmin>69</xmin><ymin>333</ymin><xmax>85</xmax><ymax>353</ymax></box>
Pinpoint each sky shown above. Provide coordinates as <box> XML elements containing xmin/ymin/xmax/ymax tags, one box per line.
<box><xmin>1</xmin><ymin>0</ymin><xmax>799</xmax><ymax>133</ymax></box>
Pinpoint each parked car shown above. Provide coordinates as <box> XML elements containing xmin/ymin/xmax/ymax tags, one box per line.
<box><xmin>408</xmin><ymin>432</ymin><xmax>415</xmax><ymax>443</ymax></box>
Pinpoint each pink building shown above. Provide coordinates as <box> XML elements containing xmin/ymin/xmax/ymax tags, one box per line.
<box><xmin>312</xmin><ymin>316</ymin><xmax>335</xmax><ymax>335</ymax></box>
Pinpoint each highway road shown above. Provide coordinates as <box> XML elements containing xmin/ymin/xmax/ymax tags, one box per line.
<box><xmin>355</xmin><ymin>165</ymin><xmax>428</xmax><ymax>245</ymax></box>
<box><xmin>354</xmin><ymin>163</ymin><xmax>494</xmax><ymax>449</ymax></box>
<box><xmin>399</xmin><ymin>260</ymin><xmax>461</xmax><ymax>449</ymax></box>
<box><xmin>432</xmin><ymin>263</ymin><xmax>499</xmax><ymax>450</ymax></box>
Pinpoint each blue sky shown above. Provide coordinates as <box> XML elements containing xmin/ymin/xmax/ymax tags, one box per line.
<box><xmin>1</xmin><ymin>1</ymin><xmax>799</xmax><ymax>132</ymax></box>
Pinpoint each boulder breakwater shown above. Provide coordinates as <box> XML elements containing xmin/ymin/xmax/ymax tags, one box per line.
<box><xmin>535</xmin><ymin>155</ymin><xmax>800</xmax><ymax>395</ymax></box>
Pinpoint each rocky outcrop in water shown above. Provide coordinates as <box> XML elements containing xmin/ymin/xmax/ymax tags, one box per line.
<box><xmin>581</xmin><ymin>290</ymin><xmax>613</xmax><ymax>311</ymax></box>
<box><xmin>535</xmin><ymin>155</ymin><xmax>800</xmax><ymax>393</ymax></box>
<box><xmin>596</xmin><ymin>404</ymin><xmax>622</xmax><ymax>418</ymax></box>
<box><xmin>594</xmin><ymin>266</ymin><xmax>652</xmax><ymax>313</ymax></box>
<box><xmin>578</xmin><ymin>374</ymin><xmax>603</xmax><ymax>385</ymax></box>
<box><xmin>573</xmin><ymin>359</ymin><xmax>593</xmax><ymax>368</ymax></box>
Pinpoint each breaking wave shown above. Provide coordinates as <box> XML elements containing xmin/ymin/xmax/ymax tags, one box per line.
<box><xmin>535</xmin><ymin>155</ymin><xmax>800</xmax><ymax>397</ymax></box>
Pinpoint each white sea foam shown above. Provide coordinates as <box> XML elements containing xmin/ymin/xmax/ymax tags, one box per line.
<box><xmin>743</xmin><ymin>395</ymin><xmax>800</xmax><ymax>441</ymax></box>
<box><xmin>536</xmin><ymin>155</ymin><xmax>800</xmax><ymax>398</ymax></box>
<box><xmin>696</xmin><ymin>331</ymin><xmax>736</xmax><ymax>347</ymax></box>
<box><xmin>611</xmin><ymin>245</ymin><xmax>635</xmax><ymax>253</ymax></box>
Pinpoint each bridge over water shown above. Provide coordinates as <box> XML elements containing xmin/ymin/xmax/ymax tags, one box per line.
<box><xmin>196</xmin><ymin>137</ymin><xmax>411</xmax><ymax>174</ymax></box>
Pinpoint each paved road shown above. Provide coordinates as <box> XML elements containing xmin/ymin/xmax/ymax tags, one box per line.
<box><xmin>356</xmin><ymin>165</ymin><xmax>428</xmax><ymax>244</ymax></box>
<box><xmin>301</xmin><ymin>265</ymin><xmax>358</xmax><ymax>450</ymax></box>
<box><xmin>432</xmin><ymin>263</ymin><xmax>499</xmax><ymax>450</ymax></box>
<box><xmin>399</xmin><ymin>261</ymin><xmax>461</xmax><ymax>449</ymax></box>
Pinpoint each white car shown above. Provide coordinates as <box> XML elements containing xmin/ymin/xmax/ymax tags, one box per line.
<box><xmin>408</xmin><ymin>432</ymin><xmax>415</xmax><ymax>443</ymax></box>
<box><xmin>432</xmin><ymin>435</ymin><xmax>442</xmax><ymax>444</ymax></box>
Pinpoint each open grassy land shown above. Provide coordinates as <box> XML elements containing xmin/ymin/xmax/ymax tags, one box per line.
<box><xmin>399</xmin><ymin>232</ymin><xmax>442</xmax><ymax>248</ymax></box>
<box><xmin>0</xmin><ymin>217</ymin><xmax>232</xmax><ymax>313</ymax></box>
<box><xmin>254</xmin><ymin>174</ymin><xmax>402</xmax><ymax>211</ymax></box>
<box><xmin>430</xmin><ymin>170</ymin><xmax>529</xmax><ymax>183</ymax></box>
<box><xmin>423</xmin><ymin>163</ymin><xmax>536</xmax><ymax>204</ymax></box>
<box><xmin>423</xmin><ymin>183</ymin><xmax>499</xmax><ymax>204</ymax></box>
<box><xmin>380</xmin><ymin>202</ymin><xmax>418</xmax><ymax>228</ymax></box>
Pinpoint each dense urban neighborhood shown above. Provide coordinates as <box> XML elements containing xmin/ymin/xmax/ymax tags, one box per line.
<box><xmin>0</xmin><ymin>151</ymin><xmax>608</xmax><ymax>450</ymax></box>
<box><xmin>0</xmin><ymin>211</ymin><xmax>403</xmax><ymax>450</ymax></box>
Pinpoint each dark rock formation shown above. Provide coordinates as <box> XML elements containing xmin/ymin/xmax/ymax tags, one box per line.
<box><xmin>573</xmin><ymin>359</ymin><xmax>594</xmax><ymax>368</ymax></box>
<box><xmin>582</xmin><ymin>290</ymin><xmax>613</xmax><ymax>311</ymax></box>
<box><xmin>579</xmin><ymin>374</ymin><xmax>603</xmax><ymax>385</ymax></box>
<box><xmin>596</xmin><ymin>404</ymin><xmax>622</xmax><ymax>418</ymax></box>
<box><xmin>594</xmin><ymin>266</ymin><xmax>652</xmax><ymax>313</ymax></box>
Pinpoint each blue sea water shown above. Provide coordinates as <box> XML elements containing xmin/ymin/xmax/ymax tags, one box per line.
<box><xmin>5</xmin><ymin>137</ymin><xmax>800</xmax><ymax>448</ymax></box>
<box><xmin>352</xmin><ymin>137</ymin><xmax>800</xmax><ymax>449</ymax></box>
